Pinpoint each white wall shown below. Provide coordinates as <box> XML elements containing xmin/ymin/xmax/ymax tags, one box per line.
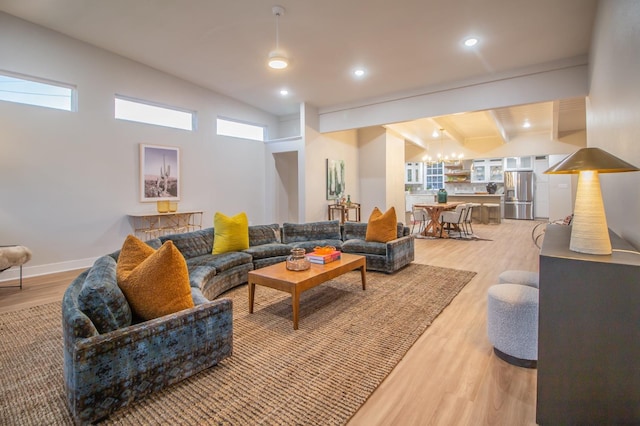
<box><xmin>304</xmin><ymin>127</ymin><xmax>360</xmax><ymax>222</ymax></box>
<box><xmin>587</xmin><ymin>0</ymin><xmax>640</xmax><ymax>248</ymax></box>
<box><xmin>357</xmin><ymin>127</ymin><xmax>405</xmax><ymax>223</ymax></box>
<box><xmin>0</xmin><ymin>13</ymin><xmax>278</xmax><ymax>278</ymax></box>
<box><xmin>384</xmin><ymin>130</ymin><xmax>407</xmax><ymax>223</ymax></box>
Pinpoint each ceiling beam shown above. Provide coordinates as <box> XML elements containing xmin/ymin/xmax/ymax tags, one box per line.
<box><xmin>383</xmin><ymin>125</ymin><xmax>427</xmax><ymax>149</ymax></box>
<box><xmin>487</xmin><ymin>110</ymin><xmax>509</xmax><ymax>144</ymax></box>
<box><xmin>429</xmin><ymin>117</ymin><xmax>465</xmax><ymax>145</ymax></box>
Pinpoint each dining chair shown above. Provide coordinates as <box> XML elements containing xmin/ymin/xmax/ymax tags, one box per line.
<box><xmin>463</xmin><ymin>203</ymin><xmax>480</xmax><ymax>236</ymax></box>
<box><xmin>439</xmin><ymin>204</ymin><xmax>467</xmax><ymax>238</ymax></box>
<box><xmin>411</xmin><ymin>208</ymin><xmax>429</xmax><ymax>235</ymax></box>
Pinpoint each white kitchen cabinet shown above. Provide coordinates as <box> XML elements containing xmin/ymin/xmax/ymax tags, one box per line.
<box><xmin>471</xmin><ymin>158</ymin><xmax>504</xmax><ymax>183</ymax></box>
<box><xmin>405</xmin><ymin>162</ymin><xmax>424</xmax><ymax>184</ymax></box>
<box><xmin>504</xmin><ymin>156</ymin><xmax>534</xmax><ymax>171</ymax></box>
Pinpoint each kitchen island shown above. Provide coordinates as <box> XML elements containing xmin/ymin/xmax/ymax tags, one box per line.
<box><xmin>447</xmin><ymin>193</ymin><xmax>503</xmax><ymax>223</ymax></box>
<box><xmin>405</xmin><ymin>192</ymin><xmax>504</xmax><ymax>225</ymax></box>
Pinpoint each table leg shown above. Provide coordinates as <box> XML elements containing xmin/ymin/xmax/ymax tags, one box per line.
<box><xmin>360</xmin><ymin>266</ymin><xmax>367</xmax><ymax>290</ymax></box>
<box><xmin>248</xmin><ymin>282</ymin><xmax>255</xmax><ymax>314</ymax></box>
<box><xmin>292</xmin><ymin>288</ymin><xmax>300</xmax><ymax>330</ymax></box>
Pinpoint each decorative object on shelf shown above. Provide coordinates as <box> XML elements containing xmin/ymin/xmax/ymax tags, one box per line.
<box><xmin>486</xmin><ymin>182</ymin><xmax>497</xmax><ymax>194</ymax></box>
<box><xmin>267</xmin><ymin>5</ymin><xmax>288</xmax><ymax>69</ymax></box>
<box><xmin>326</xmin><ymin>158</ymin><xmax>345</xmax><ymax>200</ymax></box>
<box><xmin>437</xmin><ymin>188</ymin><xmax>448</xmax><ymax>204</ymax></box>
<box><xmin>156</xmin><ymin>200</ymin><xmax>169</xmax><ymax>213</ymax></box>
<box><xmin>286</xmin><ymin>247</ymin><xmax>310</xmax><ymax>271</ymax></box>
<box><xmin>168</xmin><ymin>202</ymin><xmax>178</xmax><ymax>212</ymax></box>
<box><xmin>544</xmin><ymin>147</ymin><xmax>639</xmax><ymax>255</ymax></box>
<box><xmin>140</xmin><ymin>144</ymin><xmax>180</xmax><ymax>202</ymax></box>
<box><xmin>346</xmin><ymin>195</ymin><xmax>352</xmax><ymax>207</ymax></box>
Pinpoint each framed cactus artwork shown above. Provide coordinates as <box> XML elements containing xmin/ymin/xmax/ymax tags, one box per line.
<box><xmin>139</xmin><ymin>144</ymin><xmax>180</xmax><ymax>202</ymax></box>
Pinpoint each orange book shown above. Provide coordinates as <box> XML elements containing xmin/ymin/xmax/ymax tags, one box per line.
<box><xmin>306</xmin><ymin>250</ymin><xmax>341</xmax><ymax>264</ymax></box>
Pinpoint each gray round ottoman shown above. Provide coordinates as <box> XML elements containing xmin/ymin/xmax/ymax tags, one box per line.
<box><xmin>487</xmin><ymin>283</ymin><xmax>538</xmax><ymax>368</ymax></box>
<box><xmin>498</xmin><ymin>270</ymin><xmax>539</xmax><ymax>288</ymax></box>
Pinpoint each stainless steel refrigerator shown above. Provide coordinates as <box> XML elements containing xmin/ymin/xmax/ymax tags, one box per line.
<box><xmin>504</xmin><ymin>171</ymin><xmax>534</xmax><ymax>219</ymax></box>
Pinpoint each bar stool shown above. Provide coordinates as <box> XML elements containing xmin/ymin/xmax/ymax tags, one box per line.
<box><xmin>484</xmin><ymin>203</ymin><xmax>501</xmax><ymax>224</ymax></box>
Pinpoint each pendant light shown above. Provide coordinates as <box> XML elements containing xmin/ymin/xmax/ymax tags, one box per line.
<box><xmin>268</xmin><ymin>5</ymin><xmax>288</xmax><ymax>70</ymax></box>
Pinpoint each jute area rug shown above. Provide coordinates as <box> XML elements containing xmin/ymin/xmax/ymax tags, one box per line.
<box><xmin>0</xmin><ymin>263</ymin><xmax>475</xmax><ymax>425</ymax></box>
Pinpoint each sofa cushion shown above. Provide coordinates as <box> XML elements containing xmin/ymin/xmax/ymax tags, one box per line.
<box><xmin>341</xmin><ymin>239</ymin><xmax>387</xmax><ymax>256</ymax></box>
<box><xmin>365</xmin><ymin>207</ymin><xmax>398</xmax><ymax>243</ymax></box>
<box><xmin>213</xmin><ymin>211</ymin><xmax>249</xmax><ymax>254</ymax></box>
<box><xmin>282</xmin><ymin>220</ymin><xmax>341</xmax><ymax>243</ymax></box>
<box><xmin>343</xmin><ymin>222</ymin><xmax>368</xmax><ymax>240</ymax></box>
<box><xmin>249</xmin><ymin>224</ymin><xmax>282</xmax><ymax>246</ymax></box>
<box><xmin>186</xmin><ymin>251</ymin><xmax>253</xmax><ymax>273</ymax></box>
<box><xmin>78</xmin><ymin>255</ymin><xmax>132</xmax><ymax>334</ymax></box>
<box><xmin>243</xmin><ymin>243</ymin><xmax>292</xmax><ymax>260</ymax></box>
<box><xmin>116</xmin><ymin>234</ymin><xmax>156</xmax><ymax>283</ymax></box>
<box><xmin>118</xmin><ymin>240</ymin><xmax>194</xmax><ymax>320</ymax></box>
<box><xmin>161</xmin><ymin>228</ymin><xmax>213</xmax><ymax>258</ymax></box>
<box><xmin>188</xmin><ymin>265</ymin><xmax>217</xmax><ymax>290</ymax></box>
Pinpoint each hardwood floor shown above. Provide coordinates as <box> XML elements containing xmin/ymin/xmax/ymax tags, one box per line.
<box><xmin>0</xmin><ymin>219</ymin><xmax>543</xmax><ymax>425</ymax></box>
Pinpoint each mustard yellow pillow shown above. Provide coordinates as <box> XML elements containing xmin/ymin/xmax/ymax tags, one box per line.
<box><xmin>213</xmin><ymin>211</ymin><xmax>249</xmax><ymax>254</ymax></box>
<box><xmin>116</xmin><ymin>234</ymin><xmax>156</xmax><ymax>283</ymax></box>
<box><xmin>365</xmin><ymin>207</ymin><xmax>398</xmax><ymax>243</ymax></box>
<box><xmin>117</xmin><ymin>239</ymin><xmax>194</xmax><ymax>321</ymax></box>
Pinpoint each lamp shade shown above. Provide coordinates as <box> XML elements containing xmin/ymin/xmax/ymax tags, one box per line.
<box><xmin>544</xmin><ymin>148</ymin><xmax>639</xmax><ymax>255</ymax></box>
<box><xmin>544</xmin><ymin>147</ymin><xmax>639</xmax><ymax>174</ymax></box>
<box><xmin>268</xmin><ymin>50</ymin><xmax>288</xmax><ymax>69</ymax></box>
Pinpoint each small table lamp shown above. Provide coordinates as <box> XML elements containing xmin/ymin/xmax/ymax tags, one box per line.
<box><xmin>545</xmin><ymin>148</ymin><xmax>639</xmax><ymax>255</ymax></box>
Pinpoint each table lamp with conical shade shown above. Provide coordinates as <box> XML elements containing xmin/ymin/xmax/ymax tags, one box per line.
<box><xmin>544</xmin><ymin>148</ymin><xmax>639</xmax><ymax>255</ymax></box>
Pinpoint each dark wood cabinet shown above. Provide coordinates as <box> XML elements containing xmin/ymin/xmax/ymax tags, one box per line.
<box><xmin>537</xmin><ymin>224</ymin><xmax>640</xmax><ymax>424</ymax></box>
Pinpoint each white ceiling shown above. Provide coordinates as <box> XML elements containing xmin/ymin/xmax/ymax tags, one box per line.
<box><xmin>0</xmin><ymin>0</ymin><xmax>597</xmax><ymax>137</ymax></box>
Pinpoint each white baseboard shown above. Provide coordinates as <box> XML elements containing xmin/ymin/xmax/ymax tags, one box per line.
<box><xmin>0</xmin><ymin>257</ymin><xmax>97</xmax><ymax>282</ymax></box>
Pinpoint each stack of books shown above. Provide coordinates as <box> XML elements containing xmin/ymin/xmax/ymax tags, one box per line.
<box><xmin>305</xmin><ymin>249</ymin><xmax>341</xmax><ymax>264</ymax></box>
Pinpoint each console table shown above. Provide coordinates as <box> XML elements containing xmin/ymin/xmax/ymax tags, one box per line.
<box><xmin>328</xmin><ymin>203</ymin><xmax>361</xmax><ymax>223</ymax></box>
<box><xmin>537</xmin><ymin>224</ymin><xmax>640</xmax><ymax>424</ymax></box>
<box><xmin>128</xmin><ymin>211</ymin><xmax>203</xmax><ymax>240</ymax></box>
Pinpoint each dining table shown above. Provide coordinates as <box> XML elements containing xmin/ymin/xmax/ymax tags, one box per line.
<box><xmin>413</xmin><ymin>201</ymin><xmax>464</xmax><ymax>238</ymax></box>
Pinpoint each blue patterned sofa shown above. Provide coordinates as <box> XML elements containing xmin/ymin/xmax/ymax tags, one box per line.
<box><xmin>62</xmin><ymin>254</ymin><xmax>232</xmax><ymax>425</ymax></box>
<box><xmin>158</xmin><ymin>219</ymin><xmax>414</xmax><ymax>299</ymax></box>
<box><xmin>157</xmin><ymin>221</ymin><xmax>348</xmax><ymax>299</ymax></box>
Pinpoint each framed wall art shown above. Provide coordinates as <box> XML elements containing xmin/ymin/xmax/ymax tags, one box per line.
<box><xmin>326</xmin><ymin>158</ymin><xmax>345</xmax><ymax>200</ymax></box>
<box><xmin>139</xmin><ymin>144</ymin><xmax>180</xmax><ymax>202</ymax></box>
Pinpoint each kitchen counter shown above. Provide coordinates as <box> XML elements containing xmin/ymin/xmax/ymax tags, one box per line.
<box><xmin>406</xmin><ymin>193</ymin><xmax>504</xmax><ymax>224</ymax></box>
<box><xmin>447</xmin><ymin>194</ymin><xmax>503</xmax><ymax>222</ymax></box>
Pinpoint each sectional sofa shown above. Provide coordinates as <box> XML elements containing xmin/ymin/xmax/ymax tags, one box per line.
<box><xmin>62</xmin><ymin>219</ymin><xmax>413</xmax><ymax>424</ymax></box>
<box><xmin>159</xmin><ymin>219</ymin><xmax>414</xmax><ymax>300</ymax></box>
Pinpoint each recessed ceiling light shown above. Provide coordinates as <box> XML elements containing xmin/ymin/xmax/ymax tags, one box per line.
<box><xmin>523</xmin><ymin>120</ymin><xmax>531</xmax><ymax>128</ymax></box>
<box><xmin>464</xmin><ymin>37</ymin><xmax>479</xmax><ymax>47</ymax></box>
<box><xmin>279</xmin><ymin>89</ymin><xmax>289</xmax><ymax>96</ymax></box>
<box><xmin>353</xmin><ymin>68</ymin><xmax>366</xmax><ymax>78</ymax></box>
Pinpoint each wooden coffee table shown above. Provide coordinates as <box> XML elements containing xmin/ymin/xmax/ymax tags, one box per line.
<box><xmin>248</xmin><ymin>253</ymin><xmax>366</xmax><ymax>330</ymax></box>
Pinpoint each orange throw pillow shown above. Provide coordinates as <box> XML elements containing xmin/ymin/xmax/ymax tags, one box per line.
<box><xmin>117</xmin><ymin>235</ymin><xmax>194</xmax><ymax>320</ymax></box>
<box><xmin>365</xmin><ymin>207</ymin><xmax>398</xmax><ymax>243</ymax></box>
<box><xmin>116</xmin><ymin>234</ymin><xmax>156</xmax><ymax>283</ymax></box>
